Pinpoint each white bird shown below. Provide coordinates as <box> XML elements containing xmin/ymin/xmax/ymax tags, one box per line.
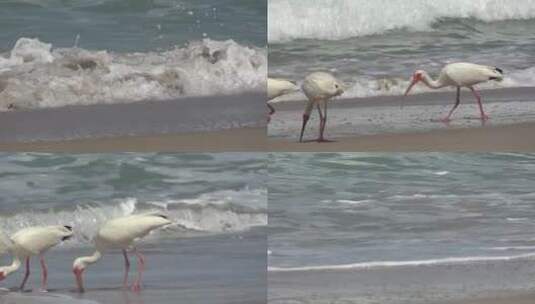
<box><xmin>404</xmin><ymin>62</ymin><xmax>504</xmax><ymax>122</ymax></box>
<box><xmin>0</xmin><ymin>230</ymin><xmax>12</xmax><ymax>256</ymax></box>
<box><xmin>72</xmin><ymin>213</ymin><xmax>171</xmax><ymax>293</ymax></box>
<box><xmin>300</xmin><ymin>72</ymin><xmax>344</xmax><ymax>142</ymax></box>
<box><xmin>267</xmin><ymin>78</ymin><xmax>299</xmax><ymax>122</ymax></box>
<box><xmin>0</xmin><ymin>225</ymin><xmax>73</xmax><ymax>291</ymax></box>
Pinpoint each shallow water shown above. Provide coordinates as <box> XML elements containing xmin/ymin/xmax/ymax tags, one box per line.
<box><xmin>0</xmin><ymin>229</ymin><xmax>266</xmax><ymax>304</ymax></box>
<box><xmin>0</xmin><ymin>93</ymin><xmax>265</xmax><ymax>143</ymax></box>
<box><xmin>268</xmin><ymin>88</ymin><xmax>535</xmax><ymax>139</ymax></box>
<box><xmin>268</xmin><ymin>152</ymin><xmax>535</xmax><ymax>303</ymax></box>
<box><xmin>269</xmin><ymin>153</ymin><xmax>535</xmax><ymax>269</ymax></box>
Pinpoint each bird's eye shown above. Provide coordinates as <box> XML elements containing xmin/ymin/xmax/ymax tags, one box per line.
<box><xmin>335</xmin><ymin>84</ymin><xmax>339</xmax><ymax>89</ymax></box>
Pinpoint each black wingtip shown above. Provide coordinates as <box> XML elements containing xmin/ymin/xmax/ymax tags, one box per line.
<box><xmin>495</xmin><ymin>67</ymin><xmax>503</xmax><ymax>74</ymax></box>
<box><xmin>156</xmin><ymin>214</ymin><xmax>169</xmax><ymax>220</ymax></box>
<box><xmin>64</xmin><ymin>225</ymin><xmax>72</xmax><ymax>231</ymax></box>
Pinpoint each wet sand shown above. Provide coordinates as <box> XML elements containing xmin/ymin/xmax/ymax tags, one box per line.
<box><xmin>268</xmin><ymin>122</ymin><xmax>535</xmax><ymax>152</ymax></box>
<box><xmin>0</xmin><ymin>127</ymin><xmax>265</xmax><ymax>152</ymax></box>
<box><xmin>0</xmin><ymin>229</ymin><xmax>266</xmax><ymax>304</ymax></box>
<box><xmin>443</xmin><ymin>293</ymin><xmax>535</xmax><ymax>304</ymax></box>
<box><xmin>269</xmin><ymin>87</ymin><xmax>535</xmax><ymax>151</ymax></box>
<box><xmin>0</xmin><ymin>93</ymin><xmax>266</xmax><ymax>150</ymax></box>
<box><xmin>268</xmin><ymin>256</ymin><xmax>535</xmax><ymax>304</ymax></box>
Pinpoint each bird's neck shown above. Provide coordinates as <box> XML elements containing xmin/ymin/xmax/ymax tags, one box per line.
<box><xmin>81</xmin><ymin>250</ymin><xmax>102</xmax><ymax>266</ymax></box>
<box><xmin>421</xmin><ymin>72</ymin><xmax>444</xmax><ymax>89</ymax></box>
<box><xmin>2</xmin><ymin>255</ymin><xmax>21</xmax><ymax>276</ymax></box>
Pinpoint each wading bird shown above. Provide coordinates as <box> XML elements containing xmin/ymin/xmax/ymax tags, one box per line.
<box><xmin>0</xmin><ymin>225</ymin><xmax>73</xmax><ymax>291</ymax></box>
<box><xmin>300</xmin><ymin>72</ymin><xmax>344</xmax><ymax>142</ymax></box>
<box><xmin>72</xmin><ymin>213</ymin><xmax>171</xmax><ymax>292</ymax></box>
<box><xmin>404</xmin><ymin>62</ymin><xmax>503</xmax><ymax>122</ymax></box>
<box><xmin>267</xmin><ymin>78</ymin><xmax>299</xmax><ymax>122</ymax></box>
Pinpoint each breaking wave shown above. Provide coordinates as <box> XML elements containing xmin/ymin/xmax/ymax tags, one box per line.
<box><xmin>0</xmin><ymin>37</ymin><xmax>266</xmax><ymax>111</ymax></box>
<box><xmin>269</xmin><ymin>253</ymin><xmax>535</xmax><ymax>272</ymax></box>
<box><xmin>0</xmin><ymin>195</ymin><xmax>267</xmax><ymax>248</ymax></box>
<box><xmin>269</xmin><ymin>0</ymin><xmax>535</xmax><ymax>42</ymax></box>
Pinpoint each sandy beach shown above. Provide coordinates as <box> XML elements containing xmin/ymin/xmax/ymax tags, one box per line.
<box><xmin>268</xmin><ymin>122</ymin><xmax>535</xmax><ymax>151</ymax></box>
<box><xmin>0</xmin><ymin>229</ymin><xmax>266</xmax><ymax>304</ymax></box>
<box><xmin>268</xmin><ymin>87</ymin><xmax>535</xmax><ymax>151</ymax></box>
<box><xmin>0</xmin><ymin>127</ymin><xmax>265</xmax><ymax>152</ymax></box>
<box><xmin>0</xmin><ymin>93</ymin><xmax>266</xmax><ymax>151</ymax></box>
<box><xmin>442</xmin><ymin>293</ymin><xmax>535</xmax><ymax>304</ymax></box>
<box><xmin>268</xmin><ymin>256</ymin><xmax>535</xmax><ymax>304</ymax></box>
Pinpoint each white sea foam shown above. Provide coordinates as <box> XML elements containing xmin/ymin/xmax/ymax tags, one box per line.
<box><xmin>490</xmin><ymin>246</ymin><xmax>535</xmax><ymax>251</ymax></box>
<box><xmin>268</xmin><ymin>253</ymin><xmax>535</xmax><ymax>272</ymax></box>
<box><xmin>0</xmin><ymin>37</ymin><xmax>266</xmax><ymax>111</ymax></box>
<box><xmin>0</xmin><ymin>195</ymin><xmax>266</xmax><ymax>248</ymax></box>
<box><xmin>320</xmin><ymin>199</ymin><xmax>370</xmax><ymax>205</ymax></box>
<box><xmin>269</xmin><ymin>0</ymin><xmax>535</xmax><ymax>42</ymax></box>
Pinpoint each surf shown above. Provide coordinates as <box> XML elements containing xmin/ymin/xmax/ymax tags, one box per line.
<box><xmin>269</xmin><ymin>0</ymin><xmax>535</xmax><ymax>42</ymax></box>
<box><xmin>0</xmin><ymin>37</ymin><xmax>266</xmax><ymax>111</ymax></box>
<box><xmin>268</xmin><ymin>253</ymin><xmax>535</xmax><ymax>272</ymax></box>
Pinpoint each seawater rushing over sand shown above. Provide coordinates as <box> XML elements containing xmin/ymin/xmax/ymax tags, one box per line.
<box><xmin>268</xmin><ymin>88</ymin><xmax>535</xmax><ymax>140</ymax></box>
<box><xmin>268</xmin><ymin>153</ymin><xmax>535</xmax><ymax>303</ymax></box>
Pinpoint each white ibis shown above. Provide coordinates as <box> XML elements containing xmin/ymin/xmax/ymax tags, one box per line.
<box><xmin>72</xmin><ymin>213</ymin><xmax>171</xmax><ymax>293</ymax></box>
<box><xmin>300</xmin><ymin>72</ymin><xmax>344</xmax><ymax>142</ymax></box>
<box><xmin>267</xmin><ymin>78</ymin><xmax>299</xmax><ymax>122</ymax></box>
<box><xmin>0</xmin><ymin>225</ymin><xmax>73</xmax><ymax>291</ymax></box>
<box><xmin>404</xmin><ymin>62</ymin><xmax>504</xmax><ymax>121</ymax></box>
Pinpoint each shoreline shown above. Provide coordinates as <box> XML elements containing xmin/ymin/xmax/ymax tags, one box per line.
<box><xmin>268</xmin><ymin>86</ymin><xmax>535</xmax><ymax>150</ymax></box>
<box><xmin>0</xmin><ymin>93</ymin><xmax>265</xmax><ymax>144</ymax></box>
<box><xmin>0</xmin><ymin>127</ymin><xmax>265</xmax><ymax>152</ymax></box>
<box><xmin>441</xmin><ymin>292</ymin><xmax>535</xmax><ymax>304</ymax></box>
<box><xmin>268</xmin><ymin>257</ymin><xmax>535</xmax><ymax>304</ymax></box>
<box><xmin>0</xmin><ymin>230</ymin><xmax>267</xmax><ymax>304</ymax></box>
<box><xmin>268</xmin><ymin>122</ymin><xmax>535</xmax><ymax>152</ymax></box>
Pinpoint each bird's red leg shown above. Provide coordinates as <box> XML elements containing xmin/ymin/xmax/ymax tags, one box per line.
<box><xmin>317</xmin><ymin>102</ymin><xmax>333</xmax><ymax>142</ymax></box>
<box><xmin>267</xmin><ymin>104</ymin><xmax>275</xmax><ymax>123</ymax></box>
<box><xmin>299</xmin><ymin>114</ymin><xmax>310</xmax><ymax>142</ymax></box>
<box><xmin>442</xmin><ymin>87</ymin><xmax>461</xmax><ymax>122</ymax></box>
<box><xmin>131</xmin><ymin>248</ymin><xmax>145</xmax><ymax>292</ymax></box>
<box><xmin>316</xmin><ymin>103</ymin><xmax>325</xmax><ymax>142</ymax></box>
<box><xmin>19</xmin><ymin>257</ymin><xmax>30</xmax><ymax>291</ymax></box>
<box><xmin>470</xmin><ymin>87</ymin><xmax>489</xmax><ymax>120</ymax></box>
<box><xmin>299</xmin><ymin>102</ymin><xmax>313</xmax><ymax>142</ymax></box>
<box><xmin>39</xmin><ymin>254</ymin><xmax>48</xmax><ymax>292</ymax></box>
<box><xmin>122</xmin><ymin>249</ymin><xmax>130</xmax><ymax>290</ymax></box>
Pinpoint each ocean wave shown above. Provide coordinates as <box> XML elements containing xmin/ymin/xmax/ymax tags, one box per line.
<box><xmin>268</xmin><ymin>253</ymin><xmax>535</xmax><ymax>272</ymax></box>
<box><xmin>269</xmin><ymin>0</ymin><xmax>535</xmax><ymax>42</ymax></box>
<box><xmin>0</xmin><ymin>196</ymin><xmax>266</xmax><ymax>248</ymax></box>
<box><xmin>0</xmin><ymin>37</ymin><xmax>266</xmax><ymax>111</ymax></box>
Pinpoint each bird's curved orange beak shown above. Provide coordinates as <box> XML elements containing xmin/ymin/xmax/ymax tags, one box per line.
<box><xmin>0</xmin><ymin>272</ymin><xmax>5</xmax><ymax>281</ymax></box>
<box><xmin>404</xmin><ymin>73</ymin><xmax>422</xmax><ymax>96</ymax></box>
<box><xmin>73</xmin><ymin>267</ymin><xmax>85</xmax><ymax>293</ymax></box>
